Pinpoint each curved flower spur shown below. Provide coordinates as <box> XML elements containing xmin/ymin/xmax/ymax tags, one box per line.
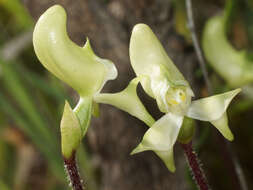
<box><xmin>95</xmin><ymin>24</ymin><xmax>241</xmax><ymax>172</ymax></box>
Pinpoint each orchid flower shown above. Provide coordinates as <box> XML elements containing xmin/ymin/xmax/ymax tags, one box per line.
<box><xmin>202</xmin><ymin>15</ymin><xmax>253</xmax><ymax>87</ymax></box>
<box><xmin>95</xmin><ymin>24</ymin><xmax>241</xmax><ymax>172</ymax></box>
<box><xmin>33</xmin><ymin>4</ymin><xmax>241</xmax><ymax>173</ymax></box>
<box><xmin>33</xmin><ymin>5</ymin><xmax>117</xmax><ymax>159</ymax></box>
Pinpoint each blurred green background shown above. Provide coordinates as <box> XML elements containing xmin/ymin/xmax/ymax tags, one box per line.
<box><xmin>0</xmin><ymin>1</ymin><xmax>97</xmax><ymax>189</ymax></box>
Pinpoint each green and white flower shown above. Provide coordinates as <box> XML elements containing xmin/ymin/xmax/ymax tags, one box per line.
<box><xmin>33</xmin><ymin>5</ymin><xmax>241</xmax><ymax>171</ymax></box>
<box><xmin>128</xmin><ymin>24</ymin><xmax>240</xmax><ymax>172</ymax></box>
<box><xmin>33</xmin><ymin>5</ymin><xmax>117</xmax><ymax>158</ymax></box>
<box><xmin>96</xmin><ymin>24</ymin><xmax>241</xmax><ymax>172</ymax></box>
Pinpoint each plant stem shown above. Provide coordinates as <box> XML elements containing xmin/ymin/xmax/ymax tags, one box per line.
<box><xmin>180</xmin><ymin>142</ymin><xmax>209</xmax><ymax>190</ymax></box>
<box><xmin>64</xmin><ymin>152</ymin><xmax>84</xmax><ymax>190</ymax></box>
<box><xmin>185</xmin><ymin>0</ymin><xmax>212</xmax><ymax>95</ymax></box>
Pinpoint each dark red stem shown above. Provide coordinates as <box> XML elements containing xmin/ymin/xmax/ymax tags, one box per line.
<box><xmin>180</xmin><ymin>142</ymin><xmax>209</xmax><ymax>190</ymax></box>
<box><xmin>64</xmin><ymin>153</ymin><xmax>84</xmax><ymax>190</ymax></box>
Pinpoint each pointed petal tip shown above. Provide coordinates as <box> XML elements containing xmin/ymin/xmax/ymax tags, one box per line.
<box><xmin>130</xmin><ymin>149</ymin><xmax>138</xmax><ymax>155</ymax></box>
<box><xmin>225</xmin><ymin>132</ymin><xmax>234</xmax><ymax>141</ymax></box>
<box><xmin>231</xmin><ymin>88</ymin><xmax>241</xmax><ymax>96</ymax></box>
<box><xmin>130</xmin><ymin>144</ymin><xmax>147</xmax><ymax>155</ymax></box>
<box><xmin>83</xmin><ymin>37</ymin><xmax>91</xmax><ymax>50</ymax></box>
<box><xmin>63</xmin><ymin>100</ymin><xmax>72</xmax><ymax>113</ymax></box>
<box><xmin>130</xmin><ymin>148</ymin><xmax>141</xmax><ymax>155</ymax></box>
<box><xmin>169</xmin><ymin>166</ymin><xmax>176</xmax><ymax>173</ymax></box>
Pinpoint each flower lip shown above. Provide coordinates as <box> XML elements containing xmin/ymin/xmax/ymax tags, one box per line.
<box><xmin>164</xmin><ymin>86</ymin><xmax>194</xmax><ymax>115</ymax></box>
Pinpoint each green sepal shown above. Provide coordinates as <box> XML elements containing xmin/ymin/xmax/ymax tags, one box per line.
<box><xmin>178</xmin><ymin>117</ymin><xmax>195</xmax><ymax>144</ymax></box>
<box><xmin>94</xmin><ymin>77</ymin><xmax>155</xmax><ymax>126</ymax></box>
<box><xmin>61</xmin><ymin>101</ymin><xmax>82</xmax><ymax>158</ymax></box>
<box><xmin>74</xmin><ymin>97</ymin><xmax>93</xmax><ymax>137</ymax></box>
<box><xmin>92</xmin><ymin>101</ymin><xmax>100</xmax><ymax>118</ymax></box>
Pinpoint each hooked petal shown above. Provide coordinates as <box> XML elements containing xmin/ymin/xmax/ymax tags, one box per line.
<box><xmin>131</xmin><ymin>113</ymin><xmax>183</xmax><ymax>171</ymax></box>
<box><xmin>155</xmin><ymin>149</ymin><xmax>176</xmax><ymax>172</ymax></box>
<box><xmin>186</xmin><ymin>89</ymin><xmax>241</xmax><ymax>121</ymax></box>
<box><xmin>186</xmin><ymin>89</ymin><xmax>240</xmax><ymax>141</ymax></box>
<box><xmin>33</xmin><ymin>5</ymin><xmax>117</xmax><ymax>97</ymax></box>
<box><xmin>93</xmin><ymin>77</ymin><xmax>155</xmax><ymax>126</ymax></box>
<box><xmin>211</xmin><ymin>112</ymin><xmax>234</xmax><ymax>141</ymax></box>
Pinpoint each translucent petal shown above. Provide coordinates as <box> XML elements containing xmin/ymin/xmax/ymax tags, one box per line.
<box><xmin>186</xmin><ymin>89</ymin><xmax>241</xmax><ymax>121</ymax></box>
<box><xmin>33</xmin><ymin>5</ymin><xmax>117</xmax><ymax>97</ymax></box>
<box><xmin>131</xmin><ymin>113</ymin><xmax>183</xmax><ymax>152</ymax></box>
<box><xmin>61</xmin><ymin>101</ymin><xmax>81</xmax><ymax>158</ymax></box>
<box><xmin>130</xmin><ymin>113</ymin><xmax>183</xmax><ymax>171</ymax></box>
<box><xmin>211</xmin><ymin>112</ymin><xmax>234</xmax><ymax>141</ymax></box>
<box><xmin>155</xmin><ymin>149</ymin><xmax>175</xmax><ymax>172</ymax></box>
<box><xmin>131</xmin><ymin>146</ymin><xmax>176</xmax><ymax>172</ymax></box>
<box><xmin>93</xmin><ymin>77</ymin><xmax>155</xmax><ymax>126</ymax></box>
<box><xmin>129</xmin><ymin>23</ymin><xmax>192</xmax><ymax>113</ymax></box>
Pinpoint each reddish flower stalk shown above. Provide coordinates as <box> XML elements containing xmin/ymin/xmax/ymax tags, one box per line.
<box><xmin>181</xmin><ymin>142</ymin><xmax>209</xmax><ymax>190</ymax></box>
<box><xmin>63</xmin><ymin>152</ymin><xmax>84</xmax><ymax>190</ymax></box>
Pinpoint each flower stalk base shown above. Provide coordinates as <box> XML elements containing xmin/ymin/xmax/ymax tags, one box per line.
<box><xmin>181</xmin><ymin>142</ymin><xmax>209</xmax><ymax>190</ymax></box>
<box><xmin>64</xmin><ymin>152</ymin><xmax>84</xmax><ymax>190</ymax></box>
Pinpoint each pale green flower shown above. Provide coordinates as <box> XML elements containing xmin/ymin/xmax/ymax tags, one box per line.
<box><xmin>33</xmin><ymin>5</ymin><xmax>241</xmax><ymax>171</ymax></box>
<box><xmin>96</xmin><ymin>24</ymin><xmax>241</xmax><ymax>172</ymax></box>
<box><xmin>202</xmin><ymin>15</ymin><xmax>253</xmax><ymax>87</ymax></box>
<box><xmin>128</xmin><ymin>24</ymin><xmax>241</xmax><ymax>172</ymax></box>
<box><xmin>33</xmin><ymin>5</ymin><xmax>117</xmax><ymax>97</ymax></box>
<box><xmin>33</xmin><ymin>5</ymin><xmax>117</xmax><ymax>158</ymax></box>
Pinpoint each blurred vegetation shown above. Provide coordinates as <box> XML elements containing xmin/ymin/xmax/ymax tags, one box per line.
<box><xmin>0</xmin><ymin>0</ymin><xmax>253</xmax><ymax>190</ymax></box>
<box><xmin>0</xmin><ymin>0</ymin><xmax>97</xmax><ymax>190</ymax></box>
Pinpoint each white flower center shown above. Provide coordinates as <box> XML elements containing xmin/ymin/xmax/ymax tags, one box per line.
<box><xmin>165</xmin><ymin>87</ymin><xmax>193</xmax><ymax>115</ymax></box>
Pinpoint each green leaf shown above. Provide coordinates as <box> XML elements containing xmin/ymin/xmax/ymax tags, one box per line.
<box><xmin>0</xmin><ymin>92</ymin><xmax>65</xmax><ymax>180</ymax></box>
<box><xmin>94</xmin><ymin>77</ymin><xmax>155</xmax><ymax>126</ymax></box>
<box><xmin>61</xmin><ymin>101</ymin><xmax>82</xmax><ymax>158</ymax></box>
<box><xmin>0</xmin><ymin>61</ymin><xmax>56</xmax><ymax>146</ymax></box>
<box><xmin>33</xmin><ymin>5</ymin><xmax>117</xmax><ymax>97</ymax></box>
